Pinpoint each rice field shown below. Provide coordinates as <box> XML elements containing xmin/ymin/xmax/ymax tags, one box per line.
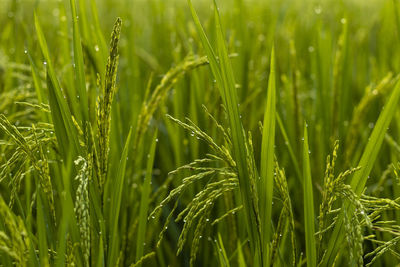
<box><xmin>0</xmin><ymin>0</ymin><xmax>400</xmax><ymax>266</ymax></box>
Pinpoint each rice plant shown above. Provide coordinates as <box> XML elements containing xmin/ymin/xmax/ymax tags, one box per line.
<box><xmin>1</xmin><ymin>0</ymin><xmax>400</xmax><ymax>266</ymax></box>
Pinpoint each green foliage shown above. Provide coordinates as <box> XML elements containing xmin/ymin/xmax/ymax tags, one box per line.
<box><xmin>1</xmin><ymin>0</ymin><xmax>400</xmax><ymax>266</ymax></box>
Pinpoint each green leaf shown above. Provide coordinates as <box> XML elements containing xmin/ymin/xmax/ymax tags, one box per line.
<box><xmin>216</xmin><ymin>233</ymin><xmax>230</xmax><ymax>267</ymax></box>
<box><xmin>107</xmin><ymin>128</ymin><xmax>133</xmax><ymax>266</ymax></box>
<box><xmin>259</xmin><ymin>46</ymin><xmax>276</xmax><ymax>266</ymax></box>
<box><xmin>303</xmin><ymin>123</ymin><xmax>316</xmax><ymax>267</ymax></box>
<box><xmin>70</xmin><ymin>0</ymin><xmax>89</xmax><ymax>124</ymax></box>
<box><xmin>36</xmin><ymin>191</ymin><xmax>49</xmax><ymax>267</ymax></box>
<box><xmin>136</xmin><ymin>130</ymin><xmax>158</xmax><ymax>266</ymax></box>
<box><xmin>322</xmin><ymin>79</ymin><xmax>400</xmax><ymax>266</ymax></box>
<box><xmin>187</xmin><ymin>0</ymin><xmax>262</xmax><ymax>264</ymax></box>
<box><xmin>276</xmin><ymin>113</ymin><xmax>301</xmax><ymax>181</ymax></box>
<box><xmin>237</xmin><ymin>240</ymin><xmax>247</xmax><ymax>267</ymax></box>
<box><xmin>34</xmin><ymin>12</ymin><xmax>81</xmax><ymax>159</ymax></box>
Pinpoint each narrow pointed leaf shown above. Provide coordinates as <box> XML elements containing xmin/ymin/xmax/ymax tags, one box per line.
<box><xmin>107</xmin><ymin>128</ymin><xmax>133</xmax><ymax>266</ymax></box>
<box><xmin>303</xmin><ymin>124</ymin><xmax>316</xmax><ymax>267</ymax></box>
<box><xmin>136</xmin><ymin>130</ymin><xmax>158</xmax><ymax>265</ymax></box>
<box><xmin>322</xmin><ymin>79</ymin><xmax>400</xmax><ymax>266</ymax></box>
<box><xmin>259</xmin><ymin>46</ymin><xmax>276</xmax><ymax>266</ymax></box>
<box><xmin>187</xmin><ymin>0</ymin><xmax>262</xmax><ymax>263</ymax></box>
<box><xmin>34</xmin><ymin>12</ymin><xmax>81</xmax><ymax>159</ymax></box>
<box><xmin>70</xmin><ymin>0</ymin><xmax>89</xmax><ymax>123</ymax></box>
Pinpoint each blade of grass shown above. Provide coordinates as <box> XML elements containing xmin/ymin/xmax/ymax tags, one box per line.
<box><xmin>393</xmin><ymin>0</ymin><xmax>400</xmax><ymax>43</ymax></box>
<box><xmin>237</xmin><ymin>240</ymin><xmax>246</xmax><ymax>267</ymax></box>
<box><xmin>70</xmin><ymin>0</ymin><xmax>89</xmax><ymax>124</ymax></box>
<box><xmin>34</xmin><ymin>12</ymin><xmax>81</xmax><ymax>159</ymax></box>
<box><xmin>36</xmin><ymin>190</ymin><xmax>49</xmax><ymax>267</ymax></box>
<box><xmin>259</xmin><ymin>46</ymin><xmax>276</xmax><ymax>266</ymax></box>
<box><xmin>107</xmin><ymin>128</ymin><xmax>132</xmax><ymax>266</ymax></box>
<box><xmin>90</xmin><ymin>0</ymin><xmax>107</xmax><ymax>68</ymax></box>
<box><xmin>26</xmin><ymin>52</ymin><xmax>44</xmax><ymax>106</ymax></box>
<box><xmin>54</xmin><ymin>153</ymin><xmax>83</xmax><ymax>267</ymax></box>
<box><xmin>276</xmin><ymin>113</ymin><xmax>301</xmax><ymax>181</ymax></box>
<box><xmin>322</xmin><ymin>79</ymin><xmax>400</xmax><ymax>266</ymax></box>
<box><xmin>216</xmin><ymin>233</ymin><xmax>230</xmax><ymax>267</ymax></box>
<box><xmin>187</xmin><ymin>0</ymin><xmax>262</xmax><ymax>264</ymax></box>
<box><xmin>135</xmin><ymin>130</ymin><xmax>158</xmax><ymax>266</ymax></box>
<box><xmin>27</xmin><ymin>51</ymin><xmax>50</xmax><ymax>123</ymax></box>
<box><xmin>302</xmin><ymin>123</ymin><xmax>316</xmax><ymax>267</ymax></box>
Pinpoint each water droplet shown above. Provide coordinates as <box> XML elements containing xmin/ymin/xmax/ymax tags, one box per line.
<box><xmin>308</xmin><ymin>46</ymin><xmax>315</xmax><ymax>53</ymax></box>
<box><xmin>43</xmin><ymin>61</ymin><xmax>47</xmax><ymax>65</ymax></box>
<box><xmin>314</xmin><ymin>5</ymin><xmax>322</xmax><ymax>14</ymax></box>
<box><xmin>94</xmin><ymin>45</ymin><xmax>99</xmax><ymax>52</ymax></box>
<box><xmin>155</xmin><ymin>138</ymin><xmax>159</xmax><ymax>142</ymax></box>
<box><xmin>24</xmin><ymin>49</ymin><xmax>28</xmax><ymax>54</ymax></box>
<box><xmin>340</xmin><ymin>18</ymin><xmax>347</xmax><ymax>24</ymax></box>
<box><xmin>151</xmin><ymin>216</ymin><xmax>155</xmax><ymax>219</ymax></box>
<box><xmin>301</xmin><ymin>137</ymin><xmax>304</xmax><ymax>141</ymax></box>
<box><xmin>165</xmin><ymin>226</ymin><xmax>168</xmax><ymax>230</ymax></box>
<box><xmin>368</xmin><ymin>122</ymin><xmax>374</xmax><ymax>129</ymax></box>
<box><xmin>206</xmin><ymin>218</ymin><xmax>209</xmax><ymax>222</ymax></box>
<box><xmin>191</xmin><ymin>131</ymin><xmax>195</xmax><ymax>137</ymax></box>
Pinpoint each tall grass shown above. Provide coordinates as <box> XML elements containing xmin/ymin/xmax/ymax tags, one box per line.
<box><xmin>1</xmin><ymin>0</ymin><xmax>400</xmax><ymax>266</ymax></box>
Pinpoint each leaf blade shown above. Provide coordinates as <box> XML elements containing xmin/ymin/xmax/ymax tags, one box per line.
<box><xmin>322</xmin><ymin>79</ymin><xmax>400</xmax><ymax>266</ymax></box>
<box><xmin>259</xmin><ymin>46</ymin><xmax>276</xmax><ymax>266</ymax></box>
<box><xmin>107</xmin><ymin>128</ymin><xmax>133</xmax><ymax>266</ymax></box>
<box><xmin>303</xmin><ymin>124</ymin><xmax>316</xmax><ymax>267</ymax></box>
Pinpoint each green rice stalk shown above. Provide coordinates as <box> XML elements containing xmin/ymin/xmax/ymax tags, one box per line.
<box><xmin>302</xmin><ymin>124</ymin><xmax>316</xmax><ymax>267</ymax></box>
<box><xmin>96</xmin><ymin>17</ymin><xmax>122</xmax><ymax>190</ymax></box>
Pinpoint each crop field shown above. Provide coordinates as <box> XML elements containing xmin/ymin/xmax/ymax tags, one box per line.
<box><xmin>1</xmin><ymin>0</ymin><xmax>400</xmax><ymax>266</ymax></box>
